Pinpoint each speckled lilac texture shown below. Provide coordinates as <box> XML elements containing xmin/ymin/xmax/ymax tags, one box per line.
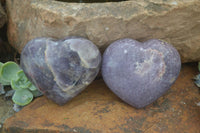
<box><xmin>102</xmin><ymin>38</ymin><xmax>181</xmax><ymax>108</ymax></box>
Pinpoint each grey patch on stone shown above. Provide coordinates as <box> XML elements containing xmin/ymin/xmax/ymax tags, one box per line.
<box><xmin>4</xmin><ymin>90</ymin><xmax>15</xmax><ymax>99</ymax></box>
<box><xmin>55</xmin><ymin>124</ymin><xmax>101</xmax><ymax>133</ymax></box>
<box><xmin>196</xmin><ymin>102</ymin><xmax>200</xmax><ymax>106</ymax></box>
<box><xmin>73</xmin><ymin>127</ymin><xmax>92</xmax><ymax>133</ymax></box>
<box><xmin>0</xmin><ymin>84</ymin><xmax>5</xmax><ymax>95</ymax></box>
<box><xmin>13</xmin><ymin>104</ymin><xmax>24</xmax><ymax>112</ymax></box>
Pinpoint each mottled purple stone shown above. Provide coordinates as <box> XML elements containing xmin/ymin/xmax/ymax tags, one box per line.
<box><xmin>20</xmin><ymin>37</ymin><xmax>101</xmax><ymax>105</ymax></box>
<box><xmin>102</xmin><ymin>38</ymin><xmax>181</xmax><ymax>108</ymax></box>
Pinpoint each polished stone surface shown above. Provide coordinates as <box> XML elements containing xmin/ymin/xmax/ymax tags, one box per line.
<box><xmin>102</xmin><ymin>39</ymin><xmax>181</xmax><ymax>108</ymax></box>
<box><xmin>20</xmin><ymin>37</ymin><xmax>101</xmax><ymax>105</ymax></box>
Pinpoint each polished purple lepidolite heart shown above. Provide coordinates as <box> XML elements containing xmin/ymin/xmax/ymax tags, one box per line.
<box><xmin>20</xmin><ymin>37</ymin><xmax>101</xmax><ymax>105</ymax></box>
<box><xmin>102</xmin><ymin>39</ymin><xmax>181</xmax><ymax>108</ymax></box>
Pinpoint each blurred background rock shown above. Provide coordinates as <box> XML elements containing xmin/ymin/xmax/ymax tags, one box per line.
<box><xmin>0</xmin><ymin>1</ymin><xmax>17</xmax><ymax>63</ymax></box>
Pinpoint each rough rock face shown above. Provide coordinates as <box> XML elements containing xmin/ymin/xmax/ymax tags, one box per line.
<box><xmin>2</xmin><ymin>64</ymin><xmax>200</xmax><ymax>133</ymax></box>
<box><xmin>20</xmin><ymin>37</ymin><xmax>101</xmax><ymax>105</ymax></box>
<box><xmin>6</xmin><ymin>0</ymin><xmax>200</xmax><ymax>63</ymax></box>
<box><xmin>0</xmin><ymin>3</ymin><xmax>6</xmax><ymax>28</ymax></box>
<box><xmin>102</xmin><ymin>38</ymin><xmax>181</xmax><ymax>108</ymax></box>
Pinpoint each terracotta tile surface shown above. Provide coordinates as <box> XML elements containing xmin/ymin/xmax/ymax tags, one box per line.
<box><xmin>2</xmin><ymin>63</ymin><xmax>200</xmax><ymax>133</ymax></box>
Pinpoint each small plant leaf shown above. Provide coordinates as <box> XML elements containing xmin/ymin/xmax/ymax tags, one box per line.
<box><xmin>0</xmin><ymin>62</ymin><xmax>10</xmax><ymax>85</ymax></box>
<box><xmin>11</xmin><ymin>79</ymin><xmax>21</xmax><ymax>90</ymax></box>
<box><xmin>31</xmin><ymin>89</ymin><xmax>43</xmax><ymax>97</ymax></box>
<box><xmin>0</xmin><ymin>62</ymin><xmax>3</xmax><ymax>69</ymax></box>
<box><xmin>0</xmin><ymin>79</ymin><xmax>10</xmax><ymax>85</ymax></box>
<box><xmin>11</xmin><ymin>79</ymin><xmax>31</xmax><ymax>90</ymax></box>
<box><xmin>28</xmin><ymin>83</ymin><xmax>37</xmax><ymax>91</ymax></box>
<box><xmin>0</xmin><ymin>61</ymin><xmax>21</xmax><ymax>82</ymax></box>
<box><xmin>17</xmin><ymin>70</ymin><xmax>28</xmax><ymax>82</ymax></box>
<box><xmin>28</xmin><ymin>83</ymin><xmax>43</xmax><ymax>97</ymax></box>
<box><xmin>12</xmin><ymin>89</ymin><xmax>33</xmax><ymax>106</ymax></box>
<box><xmin>11</xmin><ymin>71</ymin><xmax>32</xmax><ymax>90</ymax></box>
<box><xmin>198</xmin><ymin>62</ymin><xmax>200</xmax><ymax>72</ymax></box>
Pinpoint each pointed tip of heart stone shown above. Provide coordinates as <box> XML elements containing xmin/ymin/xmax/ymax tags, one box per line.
<box><xmin>20</xmin><ymin>36</ymin><xmax>101</xmax><ymax>105</ymax></box>
<box><xmin>102</xmin><ymin>38</ymin><xmax>181</xmax><ymax>109</ymax></box>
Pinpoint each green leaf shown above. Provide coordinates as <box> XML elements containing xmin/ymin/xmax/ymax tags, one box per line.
<box><xmin>12</xmin><ymin>89</ymin><xmax>33</xmax><ymax>106</ymax></box>
<box><xmin>10</xmin><ymin>70</ymin><xmax>32</xmax><ymax>90</ymax></box>
<box><xmin>0</xmin><ymin>62</ymin><xmax>3</xmax><ymax>67</ymax></box>
<box><xmin>31</xmin><ymin>89</ymin><xmax>43</xmax><ymax>97</ymax></box>
<box><xmin>0</xmin><ymin>79</ymin><xmax>10</xmax><ymax>85</ymax></box>
<box><xmin>28</xmin><ymin>83</ymin><xmax>37</xmax><ymax>91</ymax></box>
<box><xmin>0</xmin><ymin>62</ymin><xmax>10</xmax><ymax>85</ymax></box>
<box><xmin>11</xmin><ymin>79</ymin><xmax>22</xmax><ymax>90</ymax></box>
<box><xmin>11</xmin><ymin>79</ymin><xmax>31</xmax><ymax>90</ymax></box>
<box><xmin>28</xmin><ymin>83</ymin><xmax>43</xmax><ymax>97</ymax></box>
<box><xmin>0</xmin><ymin>61</ymin><xmax>21</xmax><ymax>82</ymax></box>
<box><xmin>198</xmin><ymin>62</ymin><xmax>200</xmax><ymax>72</ymax></box>
<box><xmin>17</xmin><ymin>70</ymin><xmax>28</xmax><ymax>81</ymax></box>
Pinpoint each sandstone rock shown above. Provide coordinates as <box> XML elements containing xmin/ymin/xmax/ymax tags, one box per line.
<box><xmin>0</xmin><ymin>3</ymin><xmax>6</xmax><ymax>28</ymax></box>
<box><xmin>2</xmin><ymin>63</ymin><xmax>200</xmax><ymax>133</ymax></box>
<box><xmin>6</xmin><ymin>0</ymin><xmax>200</xmax><ymax>62</ymax></box>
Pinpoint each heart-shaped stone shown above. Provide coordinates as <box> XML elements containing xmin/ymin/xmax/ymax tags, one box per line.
<box><xmin>20</xmin><ymin>37</ymin><xmax>101</xmax><ymax>105</ymax></box>
<box><xmin>102</xmin><ymin>39</ymin><xmax>181</xmax><ymax>108</ymax></box>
